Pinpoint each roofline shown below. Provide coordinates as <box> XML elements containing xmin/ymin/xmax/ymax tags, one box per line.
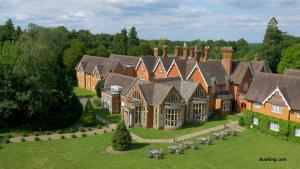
<box><xmin>165</xmin><ymin>60</ymin><xmax>184</xmax><ymax>80</ymax></box>
<box><xmin>262</xmin><ymin>86</ymin><xmax>291</xmax><ymax>110</ymax></box>
<box><xmin>152</xmin><ymin>57</ymin><xmax>167</xmax><ymax>73</ymax></box>
<box><xmin>186</xmin><ymin>63</ymin><xmax>208</xmax><ymax>87</ymax></box>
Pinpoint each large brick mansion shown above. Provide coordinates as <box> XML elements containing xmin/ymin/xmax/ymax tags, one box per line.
<box><xmin>75</xmin><ymin>45</ymin><xmax>300</xmax><ymax>130</ymax></box>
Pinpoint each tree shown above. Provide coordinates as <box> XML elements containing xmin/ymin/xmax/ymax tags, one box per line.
<box><xmin>111</xmin><ymin>120</ymin><xmax>132</xmax><ymax>151</ymax></box>
<box><xmin>128</xmin><ymin>26</ymin><xmax>139</xmax><ymax>48</ymax></box>
<box><xmin>95</xmin><ymin>80</ymin><xmax>105</xmax><ymax>97</ymax></box>
<box><xmin>0</xmin><ymin>19</ymin><xmax>16</xmax><ymax>42</ymax></box>
<box><xmin>81</xmin><ymin>99</ymin><xmax>96</xmax><ymax>126</ymax></box>
<box><xmin>260</xmin><ymin>17</ymin><xmax>283</xmax><ymax>72</ymax></box>
<box><xmin>63</xmin><ymin>39</ymin><xmax>85</xmax><ymax>80</ymax></box>
<box><xmin>277</xmin><ymin>43</ymin><xmax>300</xmax><ymax>73</ymax></box>
<box><xmin>112</xmin><ymin>28</ymin><xmax>128</xmax><ymax>55</ymax></box>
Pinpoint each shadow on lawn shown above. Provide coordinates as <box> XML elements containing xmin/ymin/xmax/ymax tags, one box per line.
<box><xmin>130</xmin><ymin>143</ymin><xmax>149</xmax><ymax>150</ymax></box>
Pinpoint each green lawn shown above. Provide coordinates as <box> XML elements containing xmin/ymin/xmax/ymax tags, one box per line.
<box><xmin>130</xmin><ymin>115</ymin><xmax>240</xmax><ymax>139</ymax></box>
<box><xmin>1</xmin><ymin>130</ymin><xmax>299</xmax><ymax>169</ymax></box>
<box><xmin>95</xmin><ymin>107</ymin><xmax>121</xmax><ymax>123</ymax></box>
<box><xmin>73</xmin><ymin>87</ymin><xmax>96</xmax><ymax>98</ymax></box>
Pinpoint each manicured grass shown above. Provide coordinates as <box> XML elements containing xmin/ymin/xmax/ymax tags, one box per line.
<box><xmin>73</xmin><ymin>87</ymin><xmax>96</xmax><ymax>98</ymax></box>
<box><xmin>95</xmin><ymin>107</ymin><xmax>121</xmax><ymax>123</ymax></box>
<box><xmin>1</xmin><ymin>130</ymin><xmax>299</xmax><ymax>169</ymax></box>
<box><xmin>130</xmin><ymin>115</ymin><xmax>239</xmax><ymax>139</ymax></box>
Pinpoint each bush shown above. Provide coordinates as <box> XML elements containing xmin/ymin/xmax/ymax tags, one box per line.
<box><xmin>57</xmin><ymin>130</ymin><xmax>64</xmax><ymax>134</ymax></box>
<box><xmin>34</xmin><ymin>137</ymin><xmax>40</xmax><ymax>141</ymax></box>
<box><xmin>69</xmin><ymin>128</ymin><xmax>78</xmax><ymax>133</ymax></box>
<box><xmin>88</xmin><ymin>128</ymin><xmax>92</xmax><ymax>131</ymax></box>
<box><xmin>94</xmin><ymin>132</ymin><xmax>97</xmax><ymax>135</ymax></box>
<box><xmin>95</xmin><ymin>80</ymin><xmax>105</xmax><ymax>98</ymax></box>
<box><xmin>46</xmin><ymin>131</ymin><xmax>52</xmax><ymax>135</ymax></box>
<box><xmin>79</xmin><ymin>127</ymin><xmax>86</xmax><ymax>132</ymax></box>
<box><xmin>97</xmin><ymin>125</ymin><xmax>102</xmax><ymax>129</ymax></box>
<box><xmin>21</xmin><ymin>138</ymin><xmax>26</xmax><ymax>142</ymax></box>
<box><xmin>80</xmin><ymin>99</ymin><xmax>96</xmax><ymax>126</ymax></box>
<box><xmin>4</xmin><ymin>139</ymin><xmax>10</xmax><ymax>144</ymax></box>
<box><xmin>48</xmin><ymin>137</ymin><xmax>52</xmax><ymax>140</ymax></box>
<box><xmin>93</xmin><ymin>98</ymin><xmax>101</xmax><ymax>107</ymax></box>
<box><xmin>60</xmin><ymin>135</ymin><xmax>65</xmax><ymax>139</ymax></box>
<box><xmin>71</xmin><ymin>134</ymin><xmax>77</xmax><ymax>138</ymax></box>
<box><xmin>81</xmin><ymin>133</ymin><xmax>87</xmax><ymax>137</ymax></box>
<box><xmin>111</xmin><ymin>120</ymin><xmax>132</xmax><ymax>151</ymax></box>
<box><xmin>22</xmin><ymin>133</ymin><xmax>29</xmax><ymax>137</ymax></box>
<box><xmin>6</xmin><ymin>134</ymin><xmax>12</xmax><ymax>138</ymax></box>
<box><xmin>103</xmin><ymin>130</ymin><xmax>106</xmax><ymax>133</ymax></box>
<box><xmin>34</xmin><ymin>132</ymin><xmax>40</xmax><ymax>136</ymax></box>
<box><xmin>239</xmin><ymin>116</ymin><xmax>245</xmax><ymax>126</ymax></box>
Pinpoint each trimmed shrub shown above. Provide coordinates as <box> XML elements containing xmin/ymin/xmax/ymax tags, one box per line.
<box><xmin>21</xmin><ymin>138</ymin><xmax>26</xmax><ymax>142</ymax></box>
<box><xmin>111</xmin><ymin>120</ymin><xmax>132</xmax><ymax>151</ymax></box>
<box><xmin>88</xmin><ymin>128</ymin><xmax>92</xmax><ymax>131</ymax></box>
<box><xmin>103</xmin><ymin>130</ymin><xmax>106</xmax><ymax>133</ymax></box>
<box><xmin>93</xmin><ymin>98</ymin><xmax>101</xmax><ymax>107</ymax></box>
<box><xmin>57</xmin><ymin>130</ymin><xmax>64</xmax><ymax>134</ymax></box>
<box><xmin>46</xmin><ymin>131</ymin><xmax>52</xmax><ymax>135</ymax></box>
<box><xmin>81</xmin><ymin>133</ymin><xmax>87</xmax><ymax>137</ymax></box>
<box><xmin>48</xmin><ymin>137</ymin><xmax>52</xmax><ymax>140</ymax></box>
<box><xmin>4</xmin><ymin>139</ymin><xmax>10</xmax><ymax>144</ymax></box>
<box><xmin>60</xmin><ymin>135</ymin><xmax>65</xmax><ymax>139</ymax></box>
<box><xmin>95</xmin><ymin>80</ymin><xmax>105</xmax><ymax>98</ymax></box>
<box><xmin>94</xmin><ymin>132</ymin><xmax>97</xmax><ymax>135</ymax></box>
<box><xmin>239</xmin><ymin>116</ymin><xmax>245</xmax><ymax>126</ymax></box>
<box><xmin>97</xmin><ymin>125</ymin><xmax>102</xmax><ymax>129</ymax></box>
<box><xmin>81</xmin><ymin>99</ymin><xmax>96</xmax><ymax>126</ymax></box>
<box><xmin>34</xmin><ymin>136</ymin><xmax>40</xmax><ymax>141</ymax></box>
<box><xmin>6</xmin><ymin>134</ymin><xmax>12</xmax><ymax>138</ymax></box>
<box><xmin>22</xmin><ymin>133</ymin><xmax>29</xmax><ymax>137</ymax></box>
<box><xmin>71</xmin><ymin>134</ymin><xmax>77</xmax><ymax>138</ymax></box>
<box><xmin>79</xmin><ymin>127</ymin><xmax>86</xmax><ymax>132</ymax></box>
<box><xmin>34</xmin><ymin>132</ymin><xmax>40</xmax><ymax>136</ymax></box>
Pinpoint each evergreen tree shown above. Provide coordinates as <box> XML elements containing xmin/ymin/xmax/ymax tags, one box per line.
<box><xmin>81</xmin><ymin>99</ymin><xmax>96</xmax><ymax>126</ymax></box>
<box><xmin>111</xmin><ymin>120</ymin><xmax>132</xmax><ymax>151</ymax></box>
<box><xmin>112</xmin><ymin>28</ymin><xmax>128</xmax><ymax>55</ymax></box>
<box><xmin>128</xmin><ymin>26</ymin><xmax>139</xmax><ymax>48</ymax></box>
<box><xmin>95</xmin><ymin>80</ymin><xmax>105</xmax><ymax>98</ymax></box>
<box><xmin>261</xmin><ymin>17</ymin><xmax>283</xmax><ymax>72</ymax></box>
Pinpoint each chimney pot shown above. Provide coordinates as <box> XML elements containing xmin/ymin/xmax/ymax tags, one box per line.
<box><xmin>183</xmin><ymin>43</ymin><xmax>188</xmax><ymax>59</ymax></box>
<box><xmin>189</xmin><ymin>47</ymin><xmax>194</xmax><ymax>58</ymax></box>
<box><xmin>174</xmin><ymin>46</ymin><xmax>179</xmax><ymax>58</ymax></box>
<box><xmin>204</xmin><ymin>46</ymin><xmax>210</xmax><ymax>62</ymax></box>
<box><xmin>222</xmin><ymin>46</ymin><xmax>233</xmax><ymax>75</ymax></box>
<box><xmin>153</xmin><ymin>48</ymin><xmax>158</xmax><ymax>57</ymax></box>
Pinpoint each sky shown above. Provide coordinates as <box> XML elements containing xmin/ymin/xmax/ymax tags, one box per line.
<box><xmin>0</xmin><ymin>0</ymin><xmax>300</xmax><ymax>43</ymax></box>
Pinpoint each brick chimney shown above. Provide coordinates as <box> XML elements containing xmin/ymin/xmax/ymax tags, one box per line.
<box><xmin>204</xmin><ymin>46</ymin><xmax>210</xmax><ymax>62</ymax></box>
<box><xmin>222</xmin><ymin>47</ymin><xmax>233</xmax><ymax>75</ymax></box>
<box><xmin>174</xmin><ymin>46</ymin><xmax>179</xmax><ymax>58</ymax></box>
<box><xmin>153</xmin><ymin>47</ymin><xmax>158</xmax><ymax>57</ymax></box>
<box><xmin>189</xmin><ymin>47</ymin><xmax>194</xmax><ymax>58</ymax></box>
<box><xmin>194</xmin><ymin>47</ymin><xmax>200</xmax><ymax>62</ymax></box>
<box><xmin>162</xmin><ymin>45</ymin><xmax>168</xmax><ymax>57</ymax></box>
<box><xmin>183</xmin><ymin>43</ymin><xmax>188</xmax><ymax>59</ymax></box>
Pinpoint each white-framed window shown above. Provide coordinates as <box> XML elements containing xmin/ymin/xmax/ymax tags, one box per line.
<box><xmin>243</xmin><ymin>83</ymin><xmax>248</xmax><ymax>92</ymax></box>
<box><xmin>165</xmin><ymin>109</ymin><xmax>179</xmax><ymax>127</ymax></box>
<box><xmin>272</xmin><ymin>104</ymin><xmax>282</xmax><ymax>114</ymax></box>
<box><xmin>253</xmin><ymin>117</ymin><xmax>259</xmax><ymax>125</ymax></box>
<box><xmin>102</xmin><ymin>95</ymin><xmax>111</xmax><ymax>109</ymax></box>
<box><xmin>159</xmin><ymin>66</ymin><xmax>164</xmax><ymax>72</ymax></box>
<box><xmin>222</xmin><ymin>100</ymin><xmax>230</xmax><ymax>111</ymax></box>
<box><xmin>140</xmin><ymin>74</ymin><xmax>144</xmax><ymax>80</ymax></box>
<box><xmin>132</xmin><ymin>91</ymin><xmax>140</xmax><ymax>100</ymax></box>
<box><xmin>253</xmin><ymin>102</ymin><xmax>262</xmax><ymax>109</ymax></box>
<box><xmin>194</xmin><ymin>88</ymin><xmax>206</xmax><ymax>98</ymax></box>
<box><xmin>295</xmin><ymin>128</ymin><xmax>300</xmax><ymax>137</ymax></box>
<box><xmin>270</xmin><ymin>122</ymin><xmax>280</xmax><ymax>132</ymax></box>
<box><xmin>297</xmin><ymin>111</ymin><xmax>300</xmax><ymax>118</ymax></box>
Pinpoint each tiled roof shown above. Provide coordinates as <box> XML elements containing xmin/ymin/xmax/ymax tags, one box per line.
<box><xmin>284</xmin><ymin>68</ymin><xmax>300</xmax><ymax>77</ymax></box>
<box><xmin>197</xmin><ymin>60</ymin><xmax>228</xmax><ymax>86</ymax></box>
<box><xmin>245</xmin><ymin>72</ymin><xmax>300</xmax><ymax>110</ymax></box>
<box><xmin>104</xmin><ymin>73</ymin><xmax>137</xmax><ymax>95</ymax></box>
<box><xmin>109</xmin><ymin>54</ymin><xmax>139</xmax><ymax>67</ymax></box>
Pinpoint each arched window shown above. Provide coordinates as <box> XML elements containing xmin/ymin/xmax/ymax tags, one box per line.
<box><xmin>165</xmin><ymin>93</ymin><xmax>179</xmax><ymax>103</ymax></box>
<box><xmin>194</xmin><ymin>88</ymin><xmax>205</xmax><ymax>98</ymax></box>
<box><xmin>133</xmin><ymin>91</ymin><xmax>140</xmax><ymax>100</ymax></box>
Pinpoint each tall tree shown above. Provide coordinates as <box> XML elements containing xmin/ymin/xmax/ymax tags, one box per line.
<box><xmin>0</xmin><ymin>19</ymin><xmax>16</xmax><ymax>42</ymax></box>
<box><xmin>260</xmin><ymin>17</ymin><xmax>283</xmax><ymax>72</ymax></box>
<box><xmin>112</xmin><ymin>28</ymin><xmax>128</xmax><ymax>55</ymax></box>
<box><xmin>128</xmin><ymin>26</ymin><xmax>139</xmax><ymax>47</ymax></box>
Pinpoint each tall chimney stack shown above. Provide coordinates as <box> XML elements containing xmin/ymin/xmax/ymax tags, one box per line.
<box><xmin>183</xmin><ymin>43</ymin><xmax>188</xmax><ymax>59</ymax></box>
<box><xmin>204</xmin><ymin>46</ymin><xmax>210</xmax><ymax>62</ymax></box>
<box><xmin>189</xmin><ymin>47</ymin><xmax>194</xmax><ymax>58</ymax></box>
<box><xmin>194</xmin><ymin>46</ymin><xmax>200</xmax><ymax>62</ymax></box>
<box><xmin>174</xmin><ymin>46</ymin><xmax>179</xmax><ymax>58</ymax></box>
<box><xmin>153</xmin><ymin>47</ymin><xmax>158</xmax><ymax>57</ymax></box>
<box><xmin>162</xmin><ymin>45</ymin><xmax>168</xmax><ymax>57</ymax></box>
<box><xmin>222</xmin><ymin>47</ymin><xmax>233</xmax><ymax>75</ymax></box>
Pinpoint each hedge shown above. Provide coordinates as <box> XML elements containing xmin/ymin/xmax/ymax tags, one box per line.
<box><xmin>243</xmin><ymin>109</ymin><xmax>300</xmax><ymax>142</ymax></box>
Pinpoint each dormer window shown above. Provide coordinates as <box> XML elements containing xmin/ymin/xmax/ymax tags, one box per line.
<box><xmin>165</xmin><ymin>93</ymin><xmax>179</xmax><ymax>103</ymax></box>
<box><xmin>133</xmin><ymin>91</ymin><xmax>140</xmax><ymax>100</ymax></box>
<box><xmin>194</xmin><ymin>88</ymin><xmax>205</xmax><ymax>98</ymax></box>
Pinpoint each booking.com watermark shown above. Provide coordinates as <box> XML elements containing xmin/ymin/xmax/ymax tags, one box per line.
<box><xmin>259</xmin><ymin>157</ymin><xmax>287</xmax><ymax>162</ymax></box>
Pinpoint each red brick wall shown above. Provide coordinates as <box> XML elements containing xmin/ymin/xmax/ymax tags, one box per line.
<box><xmin>153</xmin><ymin>62</ymin><xmax>166</xmax><ymax>79</ymax></box>
<box><xmin>136</xmin><ymin>61</ymin><xmax>150</xmax><ymax>81</ymax></box>
<box><xmin>76</xmin><ymin>71</ymin><xmax>86</xmax><ymax>88</ymax></box>
<box><xmin>167</xmin><ymin>64</ymin><xmax>181</xmax><ymax>79</ymax></box>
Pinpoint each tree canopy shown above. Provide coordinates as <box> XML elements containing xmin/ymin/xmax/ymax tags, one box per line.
<box><xmin>277</xmin><ymin>43</ymin><xmax>300</xmax><ymax>73</ymax></box>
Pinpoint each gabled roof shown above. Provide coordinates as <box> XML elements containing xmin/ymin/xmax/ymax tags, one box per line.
<box><xmin>250</xmin><ymin>60</ymin><xmax>272</xmax><ymax>76</ymax></box>
<box><xmin>284</xmin><ymin>68</ymin><xmax>300</xmax><ymax>77</ymax></box>
<box><xmin>109</xmin><ymin>54</ymin><xmax>139</xmax><ymax>67</ymax></box>
<box><xmin>152</xmin><ymin>57</ymin><xmax>174</xmax><ymax>72</ymax></box>
<box><xmin>187</xmin><ymin>60</ymin><xmax>228</xmax><ymax>86</ymax></box>
<box><xmin>155</xmin><ymin>78</ymin><xmax>199</xmax><ymax>102</ymax></box>
<box><xmin>104</xmin><ymin>73</ymin><xmax>137</xmax><ymax>95</ymax></box>
<box><xmin>166</xmin><ymin>58</ymin><xmax>196</xmax><ymax>80</ymax></box>
<box><xmin>135</xmin><ymin>56</ymin><xmax>157</xmax><ymax>73</ymax></box>
<box><xmin>75</xmin><ymin>55</ymin><xmax>121</xmax><ymax>76</ymax></box>
<box><xmin>231</xmin><ymin>62</ymin><xmax>253</xmax><ymax>85</ymax></box>
<box><xmin>262</xmin><ymin>86</ymin><xmax>291</xmax><ymax>110</ymax></box>
<box><xmin>245</xmin><ymin>72</ymin><xmax>300</xmax><ymax>110</ymax></box>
